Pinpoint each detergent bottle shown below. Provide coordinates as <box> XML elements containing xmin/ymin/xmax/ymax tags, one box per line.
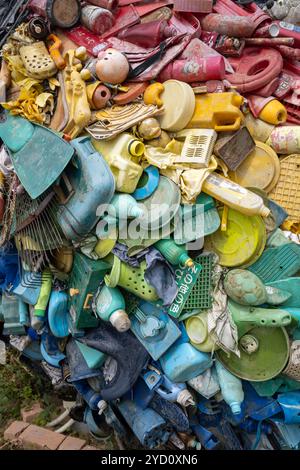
<box><xmin>215</xmin><ymin>360</ymin><xmax>244</xmax><ymax>415</ymax></box>
<box><xmin>202</xmin><ymin>173</ymin><xmax>270</xmax><ymax>217</ymax></box>
<box><xmin>95</xmin><ymin>285</ymin><xmax>131</xmax><ymax>332</ymax></box>
<box><xmin>266</xmin><ymin>126</ymin><xmax>300</xmax><ymax>154</ymax></box>
<box><xmin>92</xmin><ymin>133</ymin><xmax>145</xmax><ymax>193</ymax></box>
<box><xmin>187</xmin><ymin>92</ymin><xmax>244</xmax><ymax>131</ymax></box>
<box><xmin>154</xmin><ymin>239</ymin><xmax>194</xmax><ymax>267</ymax></box>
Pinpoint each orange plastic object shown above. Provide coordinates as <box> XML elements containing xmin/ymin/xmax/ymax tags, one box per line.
<box><xmin>269</xmin><ymin>154</ymin><xmax>300</xmax><ymax>222</ymax></box>
<box><xmin>47</xmin><ymin>34</ymin><xmax>66</xmax><ymax>70</ymax></box>
<box><xmin>187</xmin><ymin>92</ymin><xmax>244</xmax><ymax>131</ymax></box>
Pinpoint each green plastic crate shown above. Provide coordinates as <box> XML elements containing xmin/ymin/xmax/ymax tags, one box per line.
<box><xmin>180</xmin><ymin>253</ymin><xmax>213</xmax><ymax>312</ymax></box>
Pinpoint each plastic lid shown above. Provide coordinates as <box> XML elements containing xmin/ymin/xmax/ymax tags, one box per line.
<box><xmin>229</xmin><ymin>141</ymin><xmax>280</xmax><ymax>194</ymax></box>
<box><xmin>128</xmin><ymin>139</ymin><xmax>145</xmax><ymax>157</ymax></box>
<box><xmin>231</xmin><ymin>402</ymin><xmax>242</xmax><ymax>415</ymax></box>
<box><xmin>158</xmin><ymin>80</ymin><xmax>196</xmax><ymax>132</ymax></box>
<box><xmin>186</xmin><ymin>315</ymin><xmax>208</xmax><ymax>344</ymax></box>
<box><xmin>110</xmin><ymin>309</ymin><xmax>131</xmax><ymax>332</ymax></box>
<box><xmin>269</xmin><ymin>23</ymin><xmax>280</xmax><ymax>37</ymax></box>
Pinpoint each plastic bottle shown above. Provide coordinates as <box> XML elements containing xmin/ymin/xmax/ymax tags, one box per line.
<box><xmin>107</xmin><ymin>194</ymin><xmax>144</xmax><ymax>219</ymax></box>
<box><xmin>95</xmin><ymin>285</ymin><xmax>131</xmax><ymax>332</ymax></box>
<box><xmin>266</xmin><ymin>126</ymin><xmax>300</xmax><ymax>154</ymax></box>
<box><xmin>202</xmin><ymin>173</ymin><xmax>270</xmax><ymax>217</ymax></box>
<box><xmin>154</xmin><ymin>239</ymin><xmax>194</xmax><ymax>267</ymax></box>
<box><xmin>215</xmin><ymin>361</ymin><xmax>244</xmax><ymax>415</ymax></box>
<box><xmin>81</xmin><ymin>5</ymin><xmax>115</xmax><ymax>35</ymax></box>
<box><xmin>155</xmin><ymin>375</ymin><xmax>195</xmax><ymax>407</ymax></box>
<box><xmin>244</xmin><ymin>113</ymin><xmax>275</xmax><ymax>143</ymax></box>
<box><xmin>92</xmin><ymin>133</ymin><xmax>145</xmax><ymax>193</ymax></box>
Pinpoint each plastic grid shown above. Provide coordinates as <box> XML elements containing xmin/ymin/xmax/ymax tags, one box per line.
<box><xmin>269</xmin><ymin>154</ymin><xmax>300</xmax><ymax>221</ymax></box>
<box><xmin>180</xmin><ymin>253</ymin><xmax>213</xmax><ymax>311</ymax></box>
<box><xmin>282</xmin><ymin>341</ymin><xmax>300</xmax><ymax>382</ymax></box>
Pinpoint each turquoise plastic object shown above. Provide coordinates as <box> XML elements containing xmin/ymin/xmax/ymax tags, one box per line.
<box><xmin>95</xmin><ymin>285</ymin><xmax>130</xmax><ymax>332</ymax></box>
<box><xmin>13</xmin><ymin>272</ymin><xmax>41</xmax><ymax>305</ymax></box>
<box><xmin>266</xmin><ymin>278</ymin><xmax>300</xmax><ymax>308</ymax></box>
<box><xmin>154</xmin><ymin>238</ymin><xmax>193</xmax><ymax>267</ymax></box>
<box><xmin>173</xmin><ymin>193</ymin><xmax>220</xmax><ymax>244</ymax></box>
<box><xmin>19</xmin><ymin>300</ymin><xmax>29</xmax><ymax>326</ymax></box>
<box><xmin>180</xmin><ymin>253</ymin><xmax>213</xmax><ymax>313</ymax></box>
<box><xmin>215</xmin><ymin>361</ymin><xmax>244</xmax><ymax>415</ymax></box>
<box><xmin>159</xmin><ymin>324</ymin><xmax>212</xmax><ymax>383</ymax></box>
<box><xmin>132</xmin><ymin>166</ymin><xmax>160</xmax><ymax>201</ymax></box>
<box><xmin>75</xmin><ymin>341</ymin><xmax>106</xmax><ymax>369</ymax></box>
<box><xmin>130</xmin><ymin>301</ymin><xmax>181</xmax><ymax>360</ymax></box>
<box><xmin>2</xmin><ymin>292</ymin><xmax>26</xmax><ymax>335</ymax></box>
<box><xmin>248</xmin><ymin>243</ymin><xmax>300</xmax><ymax>283</ymax></box>
<box><xmin>57</xmin><ymin>136</ymin><xmax>115</xmax><ymax>241</ymax></box>
<box><xmin>0</xmin><ymin>112</ymin><xmax>74</xmax><ymax>199</ymax></box>
<box><xmin>48</xmin><ymin>290</ymin><xmax>69</xmax><ymax>338</ymax></box>
<box><xmin>40</xmin><ymin>342</ymin><xmax>65</xmax><ymax>368</ymax></box>
<box><xmin>107</xmin><ymin>193</ymin><xmax>144</xmax><ymax>219</ymax></box>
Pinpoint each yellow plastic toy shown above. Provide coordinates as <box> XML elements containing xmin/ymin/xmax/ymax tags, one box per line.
<box><xmin>144</xmin><ymin>82</ymin><xmax>164</xmax><ymax>107</ymax></box>
<box><xmin>187</xmin><ymin>92</ymin><xmax>244</xmax><ymax>132</ymax></box>
<box><xmin>62</xmin><ymin>50</ymin><xmax>91</xmax><ymax>139</ymax></box>
<box><xmin>258</xmin><ymin>99</ymin><xmax>287</xmax><ymax>125</ymax></box>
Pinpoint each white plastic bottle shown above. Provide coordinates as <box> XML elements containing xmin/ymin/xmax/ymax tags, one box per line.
<box><xmin>215</xmin><ymin>360</ymin><xmax>244</xmax><ymax>415</ymax></box>
<box><xmin>202</xmin><ymin>173</ymin><xmax>270</xmax><ymax>217</ymax></box>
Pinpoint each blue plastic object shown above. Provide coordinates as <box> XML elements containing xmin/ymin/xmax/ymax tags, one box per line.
<box><xmin>142</xmin><ymin>369</ymin><xmax>187</xmax><ymax>403</ymax></box>
<box><xmin>48</xmin><ymin>290</ymin><xmax>69</xmax><ymax>338</ymax></box>
<box><xmin>191</xmin><ymin>422</ymin><xmax>220</xmax><ymax>450</ymax></box>
<box><xmin>57</xmin><ymin>136</ymin><xmax>115</xmax><ymax>241</ymax></box>
<box><xmin>65</xmin><ymin>338</ymin><xmax>102</xmax><ymax>382</ymax></box>
<box><xmin>131</xmin><ymin>165</ymin><xmax>160</xmax><ymax>200</ymax></box>
<box><xmin>40</xmin><ymin>330</ymin><xmax>66</xmax><ymax>368</ymax></box>
<box><xmin>18</xmin><ymin>299</ymin><xmax>29</xmax><ymax>326</ymax></box>
<box><xmin>117</xmin><ymin>399</ymin><xmax>170</xmax><ymax>448</ymax></box>
<box><xmin>2</xmin><ymin>292</ymin><xmax>25</xmax><ymax>335</ymax></box>
<box><xmin>215</xmin><ymin>361</ymin><xmax>244</xmax><ymax>415</ymax></box>
<box><xmin>272</xmin><ymin>422</ymin><xmax>300</xmax><ymax>449</ymax></box>
<box><xmin>133</xmin><ymin>377</ymin><xmax>156</xmax><ymax>410</ymax></box>
<box><xmin>73</xmin><ymin>379</ymin><xmax>102</xmax><ymax>410</ymax></box>
<box><xmin>275</xmin><ymin>392</ymin><xmax>300</xmax><ymax>424</ymax></box>
<box><xmin>159</xmin><ymin>324</ymin><xmax>212</xmax><ymax>382</ymax></box>
<box><xmin>266</xmin><ymin>278</ymin><xmax>300</xmax><ymax>308</ymax></box>
<box><xmin>130</xmin><ymin>301</ymin><xmax>181</xmax><ymax>360</ymax></box>
<box><xmin>241</xmin><ymin>381</ymin><xmax>282</xmax><ymax>420</ymax></box>
<box><xmin>0</xmin><ymin>245</ymin><xmax>20</xmax><ymax>292</ymax></box>
<box><xmin>149</xmin><ymin>393</ymin><xmax>190</xmax><ymax>432</ymax></box>
<box><xmin>13</xmin><ymin>271</ymin><xmax>41</xmax><ymax>305</ymax></box>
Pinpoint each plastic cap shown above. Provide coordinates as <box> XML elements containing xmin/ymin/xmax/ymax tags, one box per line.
<box><xmin>259</xmin><ymin>205</ymin><xmax>271</xmax><ymax>217</ymax></box>
<box><xmin>269</xmin><ymin>23</ymin><xmax>280</xmax><ymax>37</ymax></box>
<box><xmin>127</xmin><ymin>205</ymin><xmax>145</xmax><ymax>218</ymax></box>
<box><xmin>110</xmin><ymin>309</ymin><xmax>131</xmax><ymax>332</ymax></box>
<box><xmin>128</xmin><ymin>139</ymin><xmax>145</xmax><ymax>157</ymax></box>
<box><xmin>177</xmin><ymin>389</ymin><xmax>195</xmax><ymax>407</ymax></box>
<box><xmin>231</xmin><ymin>402</ymin><xmax>242</xmax><ymax>415</ymax></box>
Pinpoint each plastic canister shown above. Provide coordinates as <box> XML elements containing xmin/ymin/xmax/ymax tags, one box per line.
<box><xmin>187</xmin><ymin>92</ymin><xmax>244</xmax><ymax>132</ymax></box>
<box><xmin>215</xmin><ymin>361</ymin><xmax>244</xmax><ymax>415</ymax></box>
<box><xmin>92</xmin><ymin>133</ymin><xmax>144</xmax><ymax>193</ymax></box>
<box><xmin>266</xmin><ymin>126</ymin><xmax>300</xmax><ymax>154</ymax></box>
<box><xmin>202</xmin><ymin>173</ymin><xmax>270</xmax><ymax>217</ymax></box>
<box><xmin>95</xmin><ymin>285</ymin><xmax>130</xmax><ymax>332</ymax></box>
<box><xmin>81</xmin><ymin>5</ymin><xmax>115</xmax><ymax>35</ymax></box>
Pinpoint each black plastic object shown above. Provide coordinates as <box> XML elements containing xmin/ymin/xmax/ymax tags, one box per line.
<box><xmin>0</xmin><ymin>0</ymin><xmax>30</xmax><ymax>48</ymax></box>
<box><xmin>65</xmin><ymin>338</ymin><xmax>102</xmax><ymax>382</ymax></box>
<box><xmin>149</xmin><ymin>394</ymin><xmax>190</xmax><ymax>433</ymax></box>
<box><xmin>46</xmin><ymin>0</ymin><xmax>81</xmax><ymax>28</ymax></box>
<box><xmin>77</xmin><ymin>321</ymin><xmax>149</xmax><ymax>401</ymax></box>
<box><xmin>28</xmin><ymin>17</ymin><xmax>49</xmax><ymax>39</ymax></box>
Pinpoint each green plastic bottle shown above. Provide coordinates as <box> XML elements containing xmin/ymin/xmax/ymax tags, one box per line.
<box><xmin>95</xmin><ymin>285</ymin><xmax>131</xmax><ymax>332</ymax></box>
<box><xmin>154</xmin><ymin>239</ymin><xmax>194</xmax><ymax>267</ymax></box>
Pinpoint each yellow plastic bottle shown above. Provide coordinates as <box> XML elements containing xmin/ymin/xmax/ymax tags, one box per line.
<box><xmin>258</xmin><ymin>99</ymin><xmax>287</xmax><ymax>125</ymax></box>
<box><xmin>244</xmin><ymin>113</ymin><xmax>274</xmax><ymax>143</ymax></box>
<box><xmin>202</xmin><ymin>173</ymin><xmax>270</xmax><ymax>217</ymax></box>
<box><xmin>187</xmin><ymin>92</ymin><xmax>244</xmax><ymax>131</ymax></box>
<box><xmin>92</xmin><ymin>133</ymin><xmax>145</xmax><ymax>193</ymax></box>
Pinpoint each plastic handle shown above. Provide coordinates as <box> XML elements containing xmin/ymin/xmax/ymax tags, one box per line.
<box><xmin>215</xmin><ymin>117</ymin><xmax>242</xmax><ymax>132</ymax></box>
<box><xmin>47</xmin><ymin>34</ymin><xmax>66</xmax><ymax>70</ymax></box>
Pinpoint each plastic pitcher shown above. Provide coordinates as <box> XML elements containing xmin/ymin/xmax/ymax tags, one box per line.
<box><xmin>187</xmin><ymin>92</ymin><xmax>244</xmax><ymax>131</ymax></box>
<box><xmin>215</xmin><ymin>361</ymin><xmax>244</xmax><ymax>415</ymax></box>
<box><xmin>95</xmin><ymin>284</ymin><xmax>131</xmax><ymax>332</ymax></box>
<box><xmin>92</xmin><ymin>133</ymin><xmax>145</xmax><ymax>193</ymax></box>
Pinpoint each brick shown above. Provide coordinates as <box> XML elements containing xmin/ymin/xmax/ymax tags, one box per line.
<box><xmin>58</xmin><ymin>436</ymin><xmax>86</xmax><ymax>450</ymax></box>
<box><xmin>19</xmin><ymin>424</ymin><xmax>66</xmax><ymax>450</ymax></box>
<box><xmin>4</xmin><ymin>421</ymin><xmax>30</xmax><ymax>441</ymax></box>
<box><xmin>21</xmin><ymin>403</ymin><xmax>44</xmax><ymax>423</ymax></box>
<box><xmin>82</xmin><ymin>445</ymin><xmax>99</xmax><ymax>451</ymax></box>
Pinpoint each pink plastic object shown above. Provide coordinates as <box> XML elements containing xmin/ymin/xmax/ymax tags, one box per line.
<box><xmin>174</xmin><ymin>0</ymin><xmax>213</xmax><ymax>13</ymax></box>
<box><xmin>213</xmin><ymin>0</ymin><xmax>271</xmax><ymax>30</ymax></box>
<box><xmin>92</xmin><ymin>85</ymin><xmax>111</xmax><ymax>109</ymax></box>
<box><xmin>201</xmin><ymin>13</ymin><xmax>256</xmax><ymax>37</ymax></box>
<box><xmin>201</xmin><ymin>31</ymin><xmax>245</xmax><ymax>57</ymax></box>
<box><xmin>169</xmin><ymin>12</ymin><xmax>201</xmax><ymax>38</ymax></box>
<box><xmin>118</xmin><ymin>20</ymin><xmax>176</xmax><ymax>48</ymax></box>
<box><xmin>255</xmin><ymin>78</ymin><xmax>280</xmax><ymax>98</ymax></box>
<box><xmin>247</xmin><ymin>95</ymin><xmax>275</xmax><ymax>118</ymax></box>
<box><xmin>158</xmin><ymin>56</ymin><xmax>225</xmax><ymax>82</ymax></box>
<box><xmin>276</xmin><ymin>46</ymin><xmax>300</xmax><ymax>61</ymax></box>
<box><xmin>81</xmin><ymin>5</ymin><xmax>115</xmax><ymax>35</ymax></box>
<box><xmin>226</xmin><ymin>47</ymin><xmax>283</xmax><ymax>93</ymax></box>
<box><xmin>269</xmin><ymin>22</ymin><xmax>300</xmax><ymax>49</ymax></box>
<box><xmin>96</xmin><ymin>48</ymin><xmax>130</xmax><ymax>84</ymax></box>
<box><xmin>85</xmin><ymin>0</ymin><xmax>118</xmax><ymax>11</ymax></box>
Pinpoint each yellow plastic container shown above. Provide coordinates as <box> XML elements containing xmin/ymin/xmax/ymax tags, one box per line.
<box><xmin>92</xmin><ymin>133</ymin><xmax>145</xmax><ymax>193</ymax></box>
<box><xmin>244</xmin><ymin>113</ymin><xmax>275</xmax><ymax>143</ymax></box>
<box><xmin>202</xmin><ymin>173</ymin><xmax>270</xmax><ymax>217</ymax></box>
<box><xmin>186</xmin><ymin>312</ymin><xmax>219</xmax><ymax>353</ymax></box>
<box><xmin>258</xmin><ymin>99</ymin><xmax>287</xmax><ymax>125</ymax></box>
<box><xmin>187</xmin><ymin>92</ymin><xmax>244</xmax><ymax>131</ymax></box>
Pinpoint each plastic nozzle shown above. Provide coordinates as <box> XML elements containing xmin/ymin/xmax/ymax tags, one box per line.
<box><xmin>230</xmin><ymin>402</ymin><xmax>242</xmax><ymax>415</ymax></box>
<box><xmin>260</xmin><ymin>206</ymin><xmax>271</xmax><ymax>217</ymax></box>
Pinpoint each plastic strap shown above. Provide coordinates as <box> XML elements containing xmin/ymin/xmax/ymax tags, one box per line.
<box><xmin>126</xmin><ymin>41</ymin><xmax>168</xmax><ymax>79</ymax></box>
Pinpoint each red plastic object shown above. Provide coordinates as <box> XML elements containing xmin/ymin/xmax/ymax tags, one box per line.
<box><xmin>169</xmin><ymin>12</ymin><xmax>201</xmax><ymax>38</ymax></box>
<box><xmin>274</xmin><ymin>72</ymin><xmax>294</xmax><ymax>99</ymax></box>
<box><xmin>201</xmin><ymin>31</ymin><xmax>245</xmax><ymax>57</ymax></box>
<box><xmin>201</xmin><ymin>13</ymin><xmax>256</xmax><ymax>38</ymax></box>
<box><xmin>118</xmin><ymin>20</ymin><xmax>176</xmax><ymax>48</ymax></box>
<box><xmin>158</xmin><ymin>56</ymin><xmax>225</xmax><ymax>82</ymax></box>
<box><xmin>226</xmin><ymin>47</ymin><xmax>283</xmax><ymax>93</ymax></box>
<box><xmin>101</xmin><ymin>5</ymin><xmax>141</xmax><ymax>39</ymax></box>
<box><xmin>255</xmin><ymin>78</ymin><xmax>280</xmax><ymax>98</ymax></box>
<box><xmin>65</xmin><ymin>26</ymin><xmax>111</xmax><ymax>55</ymax></box>
<box><xmin>174</xmin><ymin>0</ymin><xmax>213</xmax><ymax>13</ymax></box>
<box><xmin>277</xmin><ymin>46</ymin><xmax>300</xmax><ymax>61</ymax></box>
<box><xmin>134</xmin><ymin>2</ymin><xmax>172</xmax><ymax>17</ymax></box>
<box><xmin>247</xmin><ymin>95</ymin><xmax>275</xmax><ymax>117</ymax></box>
<box><xmin>269</xmin><ymin>22</ymin><xmax>300</xmax><ymax>49</ymax></box>
<box><xmin>113</xmin><ymin>82</ymin><xmax>149</xmax><ymax>104</ymax></box>
<box><xmin>85</xmin><ymin>0</ymin><xmax>118</xmax><ymax>11</ymax></box>
<box><xmin>213</xmin><ymin>0</ymin><xmax>271</xmax><ymax>30</ymax></box>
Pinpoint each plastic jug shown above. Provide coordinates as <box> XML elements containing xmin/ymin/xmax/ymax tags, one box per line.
<box><xmin>95</xmin><ymin>285</ymin><xmax>131</xmax><ymax>332</ymax></box>
<box><xmin>159</xmin><ymin>324</ymin><xmax>212</xmax><ymax>382</ymax></box>
<box><xmin>154</xmin><ymin>239</ymin><xmax>194</xmax><ymax>268</ymax></box>
<box><xmin>202</xmin><ymin>173</ymin><xmax>270</xmax><ymax>217</ymax></box>
<box><xmin>187</xmin><ymin>92</ymin><xmax>244</xmax><ymax>131</ymax></box>
<box><xmin>266</xmin><ymin>126</ymin><xmax>300</xmax><ymax>154</ymax></box>
<box><xmin>215</xmin><ymin>361</ymin><xmax>244</xmax><ymax>415</ymax></box>
<box><xmin>92</xmin><ymin>133</ymin><xmax>145</xmax><ymax>193</ymax></box>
